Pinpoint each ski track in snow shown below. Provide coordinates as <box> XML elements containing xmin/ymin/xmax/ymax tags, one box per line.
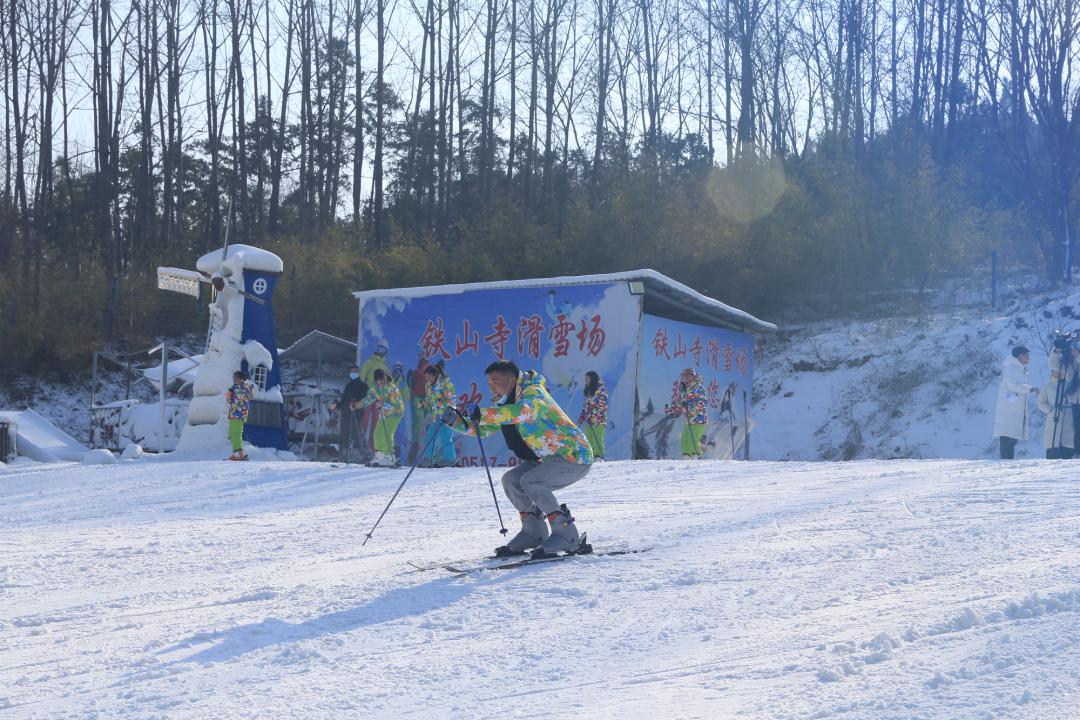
<box><xmin>1</xmin><ymin>459</ymin><xmax>1079</xmax><ymax>719</ymax></box>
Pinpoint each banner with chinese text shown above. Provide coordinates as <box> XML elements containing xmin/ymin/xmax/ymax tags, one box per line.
<box><xmin>636</xmin><ymin>314</ymin><xmax>754</xmax><ymax>460</ymax></box>
<box><xmin>358</xmin><ymin>282</ymin><xmax>640</xmax><ymax>465</ymax></box>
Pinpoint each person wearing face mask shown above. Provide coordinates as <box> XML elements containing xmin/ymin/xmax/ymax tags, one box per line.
<box><xmin>339</xmin><ymin>364</ymin><xmax>370</xmax><ymax>461</ymax></box>
<box><xmin>443</xmin><ymin>359</ymin><xmax>593</xmax><ymax>559</ymax></box>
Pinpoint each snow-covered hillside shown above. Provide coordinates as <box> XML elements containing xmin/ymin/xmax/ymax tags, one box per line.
<box><xmin>2</xmin><ymin>458</ymin><xmax>1077</xmax><ymax>718</ymax></box>
<box><xmin>754</xmin><ymin>279</ymin><xmax>1080</xmax><ymax>460</ymax></box>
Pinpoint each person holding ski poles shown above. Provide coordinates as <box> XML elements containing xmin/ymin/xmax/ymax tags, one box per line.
<box><xmin>578</xmin><ymin>371</ymin><xmax>609</xmax><ymax>460</ymax></box>
<box><xmin>338</xmin><ymin>365</ymin><xmax>370</xmax><ymax>461</ymax></box>
<box><xmin>442</xmin><ymin>359</ymin><xmax>594</xmax><ymax>559</ymax></box>
<box><xmin>420</xmin><ymin>363</ymin><xmax>458</xmax><ymax>467</ymax></box>
<box><xmin>673</xmin><ymin>367</ymin><xmax>708</xmax><ymax>459</ymax></box>
<box><xmin>225</xmin><ymin>370</ymin><xmax>255</xmax><ymax>461</ymax></box>
<box><xmin>358</xmin><ymin>368</ymin><xmax>406</xmax><ymax>466</ymax></box>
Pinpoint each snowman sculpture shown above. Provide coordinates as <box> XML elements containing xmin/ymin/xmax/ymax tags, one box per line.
<box><xmin>158</xmin><ymin>244</ymin><xmax>288</xmax><ymax>457</ymax></box>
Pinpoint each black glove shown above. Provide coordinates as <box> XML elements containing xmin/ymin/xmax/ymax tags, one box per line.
<box><xmin>467</xmin><ymin>403</ymin><xmax>482</xmax><ymax>425</ymax></box>
<box><xmin>439</xmin><ymin>406</ymin><xmax>461</xmax><ymax>426</ymax></box>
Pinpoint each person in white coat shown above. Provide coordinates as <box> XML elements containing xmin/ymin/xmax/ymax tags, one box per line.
<box><xmin>993</xmin><ymin>346</ymin><xmax>1037</xmax><ymax>459</ymax></box>
<box><xmin>1036</xmin><ymin>379</ymin><xmax>1075</xmax><ymax>459</ymax></box>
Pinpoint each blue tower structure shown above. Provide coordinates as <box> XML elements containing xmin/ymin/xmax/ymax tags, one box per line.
<box><xmin>239</xmin><ymin>265</ymin><xmax>287</xmax><ymax>450</ymax></box>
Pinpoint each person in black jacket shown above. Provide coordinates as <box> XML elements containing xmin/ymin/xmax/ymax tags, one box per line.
<box><xmin>339</xmin><ymin>364</ymin><xmax>370</xmax><ymax>460</ymax></box>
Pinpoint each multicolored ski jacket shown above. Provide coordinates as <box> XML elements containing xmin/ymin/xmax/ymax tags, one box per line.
<box><xmin>360</xmin><ymin>383</ymin><xmax>405</xmax><ymax>420</ymax></box>
<box><xmin>674</xmin><ymin>374</ymin><xmax>708</xmax><ymax>425</ymax></box>
<box><xmin>578</xmin><ymin>380</ymin><xmax>609</xmax><ymax>427</ymax></box>
<box><xmin>425</xmin><ymin>376</ymin><xmax>457</xmax><ymax>417</ymax></box>
<box><xmin>452</xmin><ymin>371</ymin><xmax>593</xmax><ymax>465</ymax></box>
<box><xmin>226</xmin><ymin>380</ymin><xmax>255</xmax><ymax>421</ymax></box>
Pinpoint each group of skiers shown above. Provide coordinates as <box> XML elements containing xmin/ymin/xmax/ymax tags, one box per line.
<box><xmin>994</xmin><ymin>343</ymin><xmax>1080</xmax><ymax>459</ymax></box>
<box><xmin>334</xmin><ymin>342</ymin><xmax>442</xmax><ymax>467</ymax></box>
<box><xmin>329</xmin><ymin>340</ymin><xmax>624</xmax><ymax>473</ymax></box>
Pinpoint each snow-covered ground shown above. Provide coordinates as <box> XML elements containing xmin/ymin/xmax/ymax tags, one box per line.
<box><xmin>3</xmin><ymin>458</ymin><xmax>1078</xmax><ymax>718</ymax></box>
<box><xmin>754</xmin><ymin>279</ymin><xmax>1080</xmax><ymax>460</ymax></box>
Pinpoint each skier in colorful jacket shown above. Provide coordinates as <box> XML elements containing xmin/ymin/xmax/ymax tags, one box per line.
<box><xmin>420</xmin><ymin>363</ymin><xmax>458</xmax><ymax>467</ymax></box>
<box><xmin>445</xmin><ymin>360</ymin><xmax>592</xmax><ymax>559</ymax></box>
<box><xmin>673</xmin><ymin>367</ymin><xmax>707</xmax><ymax>459</ymax></box>
<box><xmin>353</xmin><ymin>338</ymin><xmax>390</xmax><ymax>456</ymax></box>
<box><xmin>577</xmin><ymin>371</ymin><xmax>609</xmax><ymax>460</ymax></box>
<box><xmin>225</xmin><ymin>371</ymin><xmax>255</xmax><ymax>460</ymax></box>
<box><xmin>360</xmin><ymin>368</ymin><xmax>406</xmax><ymax>466</ymax></box>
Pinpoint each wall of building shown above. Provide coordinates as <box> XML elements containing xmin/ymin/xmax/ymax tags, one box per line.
<box><xmin>357</xmin><ymin>281</ymin><xmax>642</xmax><ymax>464</ymax></box>
<box><xmin>636</xmin><ymin>314</ymin><xmax>755</xmax><ymax>459</ymax></box>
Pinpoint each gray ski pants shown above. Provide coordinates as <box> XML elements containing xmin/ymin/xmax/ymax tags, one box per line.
<box><xmin>501</xmin><ymin>457</ymin><xmax>590</xmax><ymax>516</ymax></box>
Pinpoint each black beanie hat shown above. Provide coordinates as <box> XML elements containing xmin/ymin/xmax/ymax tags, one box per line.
<box><xmin>1012</xmin><ymin>346</ymin><xmax>1030</xmax><ymax>359</ymax></box>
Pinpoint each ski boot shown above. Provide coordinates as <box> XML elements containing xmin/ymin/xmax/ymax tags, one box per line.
<box><xmin>531</xmin><ymin>505</ymin><xmax>590</xmax><ymax>560</ymax></box>
<box><xmin>494</xmin><ymin>508</ymin><xmax>549</xmax><ymax>557</ymax></box>
<box><xmin>369</xmin><ymin>452</ymin><xmax>395</xmax><ymax>467</ymax></box>
<box><xmin>228</xmin><ymin>450</ymin><xmax>248</xmax><ymax>461</ymax></box>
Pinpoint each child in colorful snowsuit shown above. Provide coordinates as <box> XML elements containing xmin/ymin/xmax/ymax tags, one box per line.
<box><xmin>578</xmin><ymin>371</ymin><xmax>609</xmax><ymax>459</ymax></box>
<box><xmin>445</xmin><ymin>360</ymin><xmax>593</xmax><ymax>560</ymax></box>
<box><xmin>673</xmin><ymin>368</ymin><xmax>708</xmax><ymax>459</ymax></box>
<box><xmin>226</xmin><ymin>371</ymin><xmax>255</xmax><ymax>460</ymax></box>
<box><xmin>420</xmin><ymin>364</ymin><xmax>458</xmax><ymax>467</ymax></box>
<box><xmin>359</xmin><ymin>368</ymin><xmax>406</xmax><ymax>466</ymax></box>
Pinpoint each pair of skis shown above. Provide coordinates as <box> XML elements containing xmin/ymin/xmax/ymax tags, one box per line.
<box><xmin>407</xmin><ymin>544</ymin><xmax>649</xmax><ymax>575</ymax></box>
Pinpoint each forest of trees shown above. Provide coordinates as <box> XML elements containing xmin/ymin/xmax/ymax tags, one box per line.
<box><xmin>1</xmin><ymin>0</ymin><xmax>1079</xmax><ymax>376</ymax></box>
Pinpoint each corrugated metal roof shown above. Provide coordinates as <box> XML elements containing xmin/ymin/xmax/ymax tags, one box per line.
<box><xmin>352</xmin><ymin>269</ymin><xmax>776</xmax><ymax>333</ymax></box>
<box><xmin>279</xmin><ymin>330</ymin><xmax>357</xmax><ymax>364</ymax></box>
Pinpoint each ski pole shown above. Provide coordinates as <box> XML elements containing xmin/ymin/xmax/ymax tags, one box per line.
<box><xmin>344</xmin><ymin>408</ymin><xmax>354</xmax><ymax>468</ymax></box>
<box><xmin>362</xmin><ymin>419</ymin><xmax>443</xmax><ymax>546</ymax></box>
<box><xmin>729</xmin><ymin>411</ymin><xmax>737</xmax><ymax>460</ymax></box>
<box><xmin>743</xmin><ymin>390</ymin><xmax>750</xmax><ymax>461</ymax></box>
<box><xmin>472</xmin><ymin>415</ymin><xmax>508</xmax><ymax>536</ymax></box>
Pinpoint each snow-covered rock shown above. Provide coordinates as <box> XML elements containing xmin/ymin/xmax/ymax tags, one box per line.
<box><xmin>81</xmin><ymin>448</ymin><xmax>116</xmax><ymax>464</ymax></box>
<box><xmin>120</xmin><ymin>443</ymin><xmax>145</xmax><ymax>460</ymax></box>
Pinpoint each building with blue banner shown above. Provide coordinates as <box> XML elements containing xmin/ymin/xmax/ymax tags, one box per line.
<box><xmin>352</xmin><ymin>270</ymin><xmax>775</xmax><ymax>463</ymax></box>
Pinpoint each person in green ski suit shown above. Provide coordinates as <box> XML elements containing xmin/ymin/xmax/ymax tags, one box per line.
<box><xmin>359</xmin><ymin>368</ymin><xmax>405</xmax><ymax>466</ymax></box>
<box><xmin>226</xmin><ymin>370</ymin><xmax>255</xmax><ymax>461</ymax></box>
<box><xmin>358</xmin><ymin>339</ymin><xmax>392</xmax><ymax>455</ymax></box>
<box><xmin>673</xmin><ymin>367</ymin><xmax>707</xmax><ymax>459</ymax></box>
<box><xmin>578</xmin><ymin>371</ymin><xmax>609</xmax><ymax>460</ymax></box>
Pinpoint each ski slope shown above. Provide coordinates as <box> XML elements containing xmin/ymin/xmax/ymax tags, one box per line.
<box><xmin>1</xmin><ymin>459</ymin><xmax>1077</xmax><ymax>719</ymax></box>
